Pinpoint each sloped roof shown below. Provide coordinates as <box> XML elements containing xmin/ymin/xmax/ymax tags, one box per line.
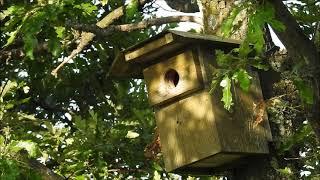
<box><xmin>108</xmin><ymin>30</ymin><xmax>240</xmax><ymax>79</ymax></box>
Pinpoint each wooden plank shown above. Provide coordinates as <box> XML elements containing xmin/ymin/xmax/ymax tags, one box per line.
<box><xmin>125</xmin><ymin>33</ymin><xmax>174</xmax><ymax>62</ymax></box>
<box><xmin>108</xmin><ymin>53</ymin><xmax>144</xmax><ymax>78</ymax></box>
<box><xmin>155</xmin><ymin>90</ymin><xmax>221</xmax><ymax>172</ymax></box>
<box><xmin>143</xmin><ymin>50</ymin><xmax>204</xmax><ymax>107</ymax></box>
<box><xmin>188</xmin><ymin>153</ymin><xmax>243</xmax><ymax>168</ymax></box>
<box><xmin>203</xmin><ymin>66</ymin><xmax>270</xmax><ymax>154</ymax></box>
<box><xmin>109</xmin><ymin>31</ymin><xmax>241</xmax><ymax>78</ymax></box>
<box><xmin>197</xmin><ymin>45</ymin><xmax>271</xmax><ymax>153</ymax></box>
<box><xmin>170</xmin><ymin>30</ymin><xmax>241</xmax><ymax>47</ymax></box>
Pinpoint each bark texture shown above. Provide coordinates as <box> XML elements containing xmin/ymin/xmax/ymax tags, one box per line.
<box><xmin>196</xmin><ymin>1</ymin><xmax>302</xmax><ymax>179</ymax></box>
<box><xmin>200</xmin><ymin>0</ymin><xmax>247</xmax><ymax>40</ymax></box>
<box><xmin>270</xmin><ymin>0</ymin><xmax>320</xmax><ymax>141</ymax></box>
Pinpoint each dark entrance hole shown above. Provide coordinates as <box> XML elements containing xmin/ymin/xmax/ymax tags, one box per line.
<box><xmin>164</xmin><ymin>69</ymin><xmax>179</xmax><ymax>88</ymax></box>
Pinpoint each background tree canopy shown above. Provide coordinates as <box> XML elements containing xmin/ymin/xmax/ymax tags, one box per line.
<box><xmin>0</xmin><ymin>0</ymin><xmax>319</xmax><ymax>179</ymax></box>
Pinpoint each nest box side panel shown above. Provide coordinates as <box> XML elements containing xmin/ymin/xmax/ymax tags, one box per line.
<box><xmin>199</xmin><ymin>46</ymin><xmax>271</xmax><ymax>154</ymax></box>
<box><xmin>187</xmin><ymin>153</ymin><xmax>243</xmax><ymax>169</ymax></box>
<box><xmin>155</xmin><ymin>90</ymin><xmax>221</xmax><ymax>172</ymax></box>
<box><xmin>143</xmin><ymin>50</ymin><xmax>204</xmax><ymax>107</ymax></box>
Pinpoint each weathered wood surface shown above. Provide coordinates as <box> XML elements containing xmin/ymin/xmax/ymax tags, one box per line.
<box><xmin>109</xmin><ymin>31</ymin><xmax>272</xmax><ymax>174</ymax></box>
<box><xmin>108</xmin><ymin>30</ymin><xmax>240</xmax><ymax>78</ymax></box>
<box><xmin>155</xmin><ymin>90</ymin><xmax>221</xmax><ymax>172</ymax></box>
<box><xmin>149</xmin><ymin>46</ymin><xmax>272</xmax><ymax>173</ymax></box>
<box><xmin>125</xmin><ymin>33</ymin><xmax>174</xmax><ymax>62</ymax></box>
<box><xmin>143</xmin><ymin>50</ymin><xmax>204</xmax><ymax>107</ymax></box>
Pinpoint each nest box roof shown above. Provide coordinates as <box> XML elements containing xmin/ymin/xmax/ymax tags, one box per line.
<box><xmin>108</xmin><ymin>30</ymin><xmax>240</xmax><ymax>79</ymax></box>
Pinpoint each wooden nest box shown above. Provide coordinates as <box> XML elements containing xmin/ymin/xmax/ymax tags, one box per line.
<box><xmin>109</xmin><ymin>30</ymin><xmax>272</xmax><ymax>173</ymax></box>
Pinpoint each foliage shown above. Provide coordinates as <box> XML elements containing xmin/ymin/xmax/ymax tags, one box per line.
<box><xmin>0</xmin><ymin>0</ymin><xmax>319</xmax><ymax>179</ymax></box>
<box><xmin>210</xmin><ymin>1</ymin><xmax>320</xmax><ymax>178</ymax></box>
<box><xmin>212</xmin><ymin>1</ymin><xmax>284</xmax><ymax>110</ymax></box>
<box><xmin>0</xmin><ymin>0</ymin><xmax>165</xmax><ymax>179</ymax></box>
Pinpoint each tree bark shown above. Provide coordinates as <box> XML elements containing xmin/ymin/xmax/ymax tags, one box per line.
<box><xmin>270</xmin><ymin>0</ymin><xmax>320</xmax><ymax>141</ymax></box>
<box><xmin>197</xmin><ymin>1</ymin><xmax>300</xmax><ymax>179</ymax></box>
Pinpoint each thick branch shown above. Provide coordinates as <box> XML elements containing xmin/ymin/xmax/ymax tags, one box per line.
<box><xmin>69</xmin><ymin>15</ymin><xmax>203</xmax><ymax>37</ymax></box>
<box><xmin>27</xmin><ymin>158</ymin><xmax>64</xmax><ymax>180</ymax></box>
<box><xmin>164</xmin><ymin>0</ymin><xmax>199</xmax><ymax>13</ymax></box>
<box><xmin>269</xmin><ymin>0</ymin><xmax>320</xmax><ymax>140</ymax></box>
<box><xmin>17</xmin><ymin>151</ymin><xmax>64</xmax><ymax>180</ymax></box>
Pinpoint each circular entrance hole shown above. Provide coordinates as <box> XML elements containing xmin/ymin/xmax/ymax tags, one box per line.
<box><xmin>164</xmin><ymin>69</ymin><xmax>179</xmax><ymax>88</ymax></box>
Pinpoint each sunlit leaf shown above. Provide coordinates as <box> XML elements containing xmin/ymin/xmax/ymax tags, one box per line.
<box><xmin>220</xmin><ymin>76</ymin><xmax>233</xmax><ymax>111</ymax></box>
<box><xmin>9</xmin><ymin>140</ymin><xmax>38</xmax><ymax>157</ymax></box>
<box><xmin>221</xmin><ymin>6</ymin><xmax>242</xmax><ymax>37</ymax></box>
<box><xmin>0</xmin><ymin>81</ymin><xmax>17</xmax><ymax>99</ymax></box>
<box><xmin>0</xmin><ymin>135</ymin><xmax>5</xmax><ymax>146</ymax></box>
<box><xmin>125</xmin><ymin>130</ymin><xmax>139</xmax><ymax>139</ymax></box>
<box><xmin>126</xmin><ymin>0</ymin><xmax>139</xmax><ymax>20</ymax></box>
<box><xmin>153</xmin><ymin>170</ymin><xmax>161</xmax><ymax>180</ymax></box>
<box><xmin>75</xmin><ymin>3</ymin><xmax>97</xmax><ymax>16</ymax></box>
<box><xmin>54</xmin><ymin>26</ymin><xmax>65</xmax><ymax>39</ymax></box>
<box><xmin>101</xmin><ymin>0</ymin><xmax>108</xmax><ymax>6</ymax></box>
<box><xmin>232</xmin><ymin>69</ymin><xmax>252</xmax><ymax>92</ymax></box>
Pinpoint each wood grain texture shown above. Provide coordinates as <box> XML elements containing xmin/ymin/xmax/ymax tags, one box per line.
<box><xmin>113</xmin><ymin>31</ymin><xmax>272</xmax><ymax>173</ymax></box>
<box><xmin>151</xmin><ymin>46</ymin><xmax>271</xmax><ymax>172</ymax></box>
<box><xmin>125</xmin><ymin>33</ymin><xmax>174</xmax><ymax>62</ymax></box>
<box><xmin>199</xmin><ymin>46</ymin><xmax>271</xmax><ymax>153</ymax></box>
<box><xmin>108</xmin><ymin>31</ymin><xmax>240</xmax><ymax>78</ymax></box>
<box><xmin>155</xmin><ymin>90</ymin><xmax>221</xmax><ymax>172</ymax></box>
<box><xmin>143</xmin><ymin>50</ymin><xmax>204</xmax><ymax>107</ymax></box>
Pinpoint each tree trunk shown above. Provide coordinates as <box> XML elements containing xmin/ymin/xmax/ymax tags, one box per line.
<box><xmin>163</xmin><ymin>0</ymin><xmax>311</xmax><ymax>179</ymax></box>
<box><xmin>198</xmin><ymin>1</ymin><xmax>299</xmax><ymax>179</ymax></box>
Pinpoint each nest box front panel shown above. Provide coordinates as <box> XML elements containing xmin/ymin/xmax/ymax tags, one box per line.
<box><xmin>155</xmin><ymin>90</ymin><xmax>221</xmax><ymax>172</ymax></box>
<box><xmin>143</xmin><ymin>50</ymin><xmax>204</xmax><ymax>107</ymax></box>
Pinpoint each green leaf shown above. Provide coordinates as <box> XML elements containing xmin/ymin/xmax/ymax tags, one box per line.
<box><xmin>221</xmin><ymin>6</ymin><xmax>242</xmax><ymax>37</ymax></box>
<box><xmin>152</xmin><ymin>162</ymin><xmax>163</xmax><ymax>171</ymax></box>
<box><xmin>277</xmin><ymin>167</ymin><xmax>293</xmax><ymax>175</ymax></box>
<box><xmin>75</xmin><ymin>3</ymin><xmax>97</xmax><ymax>16</ymax></box>
<box><xmin>101</xmin><ymin>0</ymin><xmax>108</xmax><ymax>6</ymax></box>
<box><xmin>269</xmin><ymin>19</ymin><xmax>286</xmax><ymax>32</ymax></box>
<box><xmin>294</xmin><ymin>79</ymin><xmax>314</xmax><ymax>104</ymax></box>
<box><xmin>0</xmin><ymin>5</ymin><xmax>23</xmax><ymax>20</ymax></box>
<box><xmin>75</xmin><ymin>175</ymin><xmax>86</xmax><ymax>180</ymax></box>
<box><xmin>126</xmin><ymin>0</ymin><xmax>139</xmax><ymax>20</ymax></box>
<box><xmin>3</xmin><ymin>28</ymin><xmax>21</xmax><ymax>47</ymax></box>
<box><xmin>280</xmin><ymin>124</ymin><xmax>313</xmax><ymax>152</ymax></box>
<box><xmin>9</xmin><ymin>140</ymin><xmax>38</xmax><ymax>157</ymax></box>
<box><xmin>153</xmin><ymin>170</ymin><xmax>161</xmax><ymax>180</ymax></box>
<box><xmin>23</xmin><ymin>34</ymin><xmax>38</xmax><ymax>60</ymax></box>
<box><xmin>0</xmin><ymin>80</ymin><xmax>17</xmax><ymax>99</ymax></box>
<box><xmin>125</xmin><ymin>130</ymin><xmax>139</xmax><ymax>139</ymax></box>
<box><xmin>238</xmin><ymin>41</ymin><xmax>252</xmax><ymax>58</ymax></box>
<box><xmin>209</xmin><ymin>79</ymin><xmax>219</xmax><ymax>94</ymax></box>
<box><xmin>215</xmin><ymin>50</ymin><xmax>237</xmax><ymax>68</ymax></box>
<box><xmin>0</xmin><ymin>135</ymin><xmax>5</xmax><ymax>146</ymax></box>
<box><xmin>232</xmin><ymin>69</ymin><xmax>252</xmax><ymax>92</ymax></box>
<box><xmin>54</xmin><ymin>26</ymin><xmax>65</xmax><ymax>39</ymax></box>
<box><xmin>4</xmin><ymin>103</ymin><xmax>14</xmax><ymax>110</ymax></box>
<box><xmin>220</xmin><ymin>76</ymin><xmax>233</xmax><ymax>111</ymax></box>
<box><xmin>88</xmin><ymin>110</ymin><xmax>98</xmax><ymax>130</ymax></box>
<box><xmin>48</xmin><ymin>36</ymin><xmax>62</xmax><ymax>57</ymax></box>
<box><xmin>250</xmin><ymin>57</ymin><xmax>269</xmax><ymax>70</ymax></box>
<box><xmin>18</xmin><ymin>113</ymin><xmax>37</xmax><ymax>121</ymax></box>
